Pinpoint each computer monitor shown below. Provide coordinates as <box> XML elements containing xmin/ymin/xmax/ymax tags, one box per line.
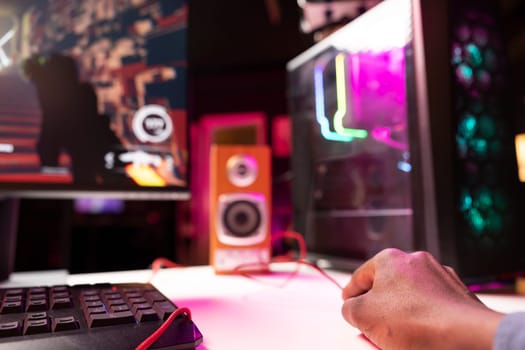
<box><xmin>287</xmin><ymin>0</ymin><xmax>524</xmax><ymax>280</ymax></box>
<box><xmin>0</xmin><ymin>0</ymin><xmax>189</xmax><ymax>280</ymax></box>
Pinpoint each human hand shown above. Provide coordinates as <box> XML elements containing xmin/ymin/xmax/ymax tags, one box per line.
<box><xmin>341</xmin><ymin>248</ymin><xmax>504</xmax><ymax>350</ymax></box>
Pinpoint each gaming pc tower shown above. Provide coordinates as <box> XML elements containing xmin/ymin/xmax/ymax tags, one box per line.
<box><xmin>287</xmin><ymin>0</ymin><xmax>525</xmax><ymax>279</ymax></box>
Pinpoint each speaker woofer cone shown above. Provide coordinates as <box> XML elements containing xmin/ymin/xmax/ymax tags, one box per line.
<box><xmin>216</xmin><ymin>192</ymin><xmax>268</xmax><ymax>246</ymax></box>
<box><xmin>222</xmin><ymin>200</ymin><xmax>261</xmax><ymax>238</ymax></box>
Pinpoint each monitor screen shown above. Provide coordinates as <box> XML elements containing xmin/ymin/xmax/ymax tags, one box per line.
<box><xmin>0</xmin><ymin>0</ymin><xmax>189</xmax><ymax>200</ymax></box>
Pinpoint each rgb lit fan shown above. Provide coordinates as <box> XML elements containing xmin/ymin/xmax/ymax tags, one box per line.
<box><xmin>451</xmin><ymin>8</ymin><xmax>511</xmax><ymax>238</ymax></box>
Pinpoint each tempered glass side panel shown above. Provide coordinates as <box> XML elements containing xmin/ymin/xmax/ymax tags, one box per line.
<box><xmin>287</xmin><ymin>0</ymin><xmax>415</xmax><ymax>263</ymax></box>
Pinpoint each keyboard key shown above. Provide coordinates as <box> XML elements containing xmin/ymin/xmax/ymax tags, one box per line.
<box><xmin>110</xmin><ymin>305</ymin><xmax>130</xmax><ymax>313</ymax></box>
<box><xmin>52</xmin><ymin>292</ymin><xmax>70</xmax><ymax>299</ymax></box>
<box><xmin>81</xmin><ymin>290</ymin><xmax>99</xmax><ymax>297</ymax></box>
<box><xmin>26</xmin><ymin>312</ymin><xmax>47</xmax><ymax>320</ymax></box>
<box><xmin>5</xmin><ymin>289</ymin><xmax>24</xmax><ymax>297</ymax></box>
<box><xmin>23</xmin><ymin>319</ymin><xmax>50</xmax><ymax>335</ymax></box>
<box><xmin>26</xmin><ymin>299</ymin><xmax>48</xmax><ymax>312</ymax></box>
<box><xmin>0</xmin><ymin>321</ymin><xmax>21</xmax><ymax>337</ymax></box>
<box><xmin>144</xmin><ymin>291</ymin><xmax>167</xmax><ymax>303</ymax></box>
<box><xmin>52</xmin><ymin>316</ymin><xmax>80</xmax><ymax>332</ymax></box>
<box><xmin>101</xmin><ymin>290</ymin><xmax>120</xmax><ymax>296</ymax></box>
<box><xmin>128</xmin><ymin>297</ymin><xmax>147</xmax><ymax>305</ymax></box>
<box><xmin>82</xmin><ymin>296</ymin><xmax>101</xmax><ymax>303</ymax></box>
<box><xmin>131</xmin><ymin>303</ymin><xmax>153</xmax><ymax>314</ymax></box>
<box><xmin>124</xmin><ymin>292</ymin><xmax>142</xmax><ymax>299</ymax></box>
<box><xmin>86</xmin><ymin>307</ymin><xmax>106</xmax><ymax>315</ymax></box>
<box><xmin>28</xmin><ymin>294</ymin><xmax>46</xmax><ymax>301</ymax></box>
<box><xmin>51</xmin><ymin>297</ymin><xmax>73</xmax><ymax>309</ymax></box>
<box><xmin>3</xmin><ymin>295</ymin><xmax>22</xmax><ymax>303</ymax></box>
<box><xmin>50</xmin><ymin>286</ymin><xmax>69</xmax><ymax>293</ymax></box>
<box><xmin>83</xmin><ymin>301</ymin><xmax>104</xmax><ymax>309</ymax></box>
<box><xmin>153</xmin><ymin>301</ymin><xmax>176</xmax><ymax>320</ymax></box>
<box><xmin>88</xmin><ymin>311</ymin><xmax>136</xmax><ymax>328</ymax></box>
<box><xmin>106</xmin><ymin>298</ymin><xmax>126</xmax><ymax>307</ymax></box>
<box><xmin>1</xmin><ymin>301</ymin><xmax>23</xmax><ymax>314</ymax></box>
<box><xmin>103</xmin><ymin>295</ymin><xmax>122</xmax><ymax>304</ymax></box>
<box><xmin>28</xmin><ymin>288</ymin><xmax>47</xmax><ymax>295</ymax></box>
<box><xmin>135</xmin><ymin>309</ymin><xmax>159</xmax><ymax>323</ymax></box>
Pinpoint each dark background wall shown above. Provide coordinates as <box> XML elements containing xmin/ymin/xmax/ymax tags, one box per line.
<box><xmin>187</xmin><ymin>0</ymin><xmax>313</xmax><ymax>120</ymax></box>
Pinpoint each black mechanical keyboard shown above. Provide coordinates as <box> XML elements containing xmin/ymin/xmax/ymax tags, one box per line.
<box><xmin>0</xmin><ymin>282</ymin><xmax>203</xmax><ymax>350</ymax></box>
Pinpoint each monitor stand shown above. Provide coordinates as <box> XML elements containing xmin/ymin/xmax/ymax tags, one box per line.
<box><xmin>0</xmin><ymin>198</ymin><xmax>19</xmax><ymax>281</ymax></box>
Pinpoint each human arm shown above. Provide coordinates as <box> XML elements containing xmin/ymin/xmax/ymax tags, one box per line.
<box><xmin>341</xmin><ymin>248</ymin><xmax>505</xmax><ymax>350</ymax></box>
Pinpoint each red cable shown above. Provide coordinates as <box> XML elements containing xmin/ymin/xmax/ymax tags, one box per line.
<box><xmin>271</xmin><ymin>230</ymin><xmax>308</xmax><ymax>260</ymax></box>
<box><xmin>135</xmin><ymin>307</ymin><xmax>192</xmax><ymax>350</ymax></box>
<box><xmin>232</xmin><ymin>230</ymin><xmax>344</xmax><ymax>290</ymax></box>
<box><xmin>292</xmin><ymin>259</ymin><xmax>344</xmax><ymax>290</ymax></box>
<box><xmin>151</xmin><ymin>257</ymin><xmax>185</xmax><ymax>270</ymax></box>
<box><xmin>141</xmin><ymin>258</ymin><xmax>191</xmax><ymax>349</ymax></box>
<box><xmin>139</xmin><ymin>230</ymin><xmax>342</xmax><ymax>349</ymax></box>
<box><xmin>148</xmin><ymin>257</ymin><xmax>185</xmax><ymax>283</ymax></box>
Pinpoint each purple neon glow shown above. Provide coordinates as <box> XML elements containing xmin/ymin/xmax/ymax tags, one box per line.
<box><xmin>372</xmin><ymin>127</ymin><xmax>408</xmax><ymax>150</ymax></box>
<box><xmin>468</xmin><ymin>281</ymin><xmax>508</xmax><ymax>292</ymax></box>
<box><xmin>74</xmin><ymin>197</ymin><xmax>125</xmax><ymax>214</ymax></box>
<box><xmin>346</xmin><ymin>47</ymin><xmax>409</xmax><ymax>149</ymax></box>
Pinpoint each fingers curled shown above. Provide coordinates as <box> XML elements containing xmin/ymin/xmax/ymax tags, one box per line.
<box><xmin>341</xmin><ymin>295</ymin><xmax>367</xmax><ymax>328</ymax></box>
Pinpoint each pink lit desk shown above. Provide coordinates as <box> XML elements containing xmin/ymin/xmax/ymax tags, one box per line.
<box><xmin>3</xmin><ymin>265</ymin><xmax>525</xmax><ymax>350</ymax></box>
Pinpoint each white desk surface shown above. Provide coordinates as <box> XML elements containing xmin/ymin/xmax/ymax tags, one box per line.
<box><xmin>2</xmin><ymin>265</ymin><xmax>525</xmax><ymax>350</ymax></box>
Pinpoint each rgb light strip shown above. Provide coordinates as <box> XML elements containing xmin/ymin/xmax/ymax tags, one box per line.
<box><xmin>314</xmin><ymin>53</ymin><xmax>368</xmax><ymax>142</ymax></box>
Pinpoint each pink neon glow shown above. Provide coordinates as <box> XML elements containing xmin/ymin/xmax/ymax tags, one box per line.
<box><xmin>371</xmin><ymin>127</ymin><xmax>408</xmax><ymax>150</ymax></box>
<box><xmin>345</xmin><ymin>47</ymin><xmax>409</xmax><ymax>151</ymax></box>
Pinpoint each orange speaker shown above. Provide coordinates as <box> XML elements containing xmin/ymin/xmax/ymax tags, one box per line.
<box><xmin>209</xmin><ymin>144</ymin><xmax>272</xmax><ymax>274</ymax></box>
